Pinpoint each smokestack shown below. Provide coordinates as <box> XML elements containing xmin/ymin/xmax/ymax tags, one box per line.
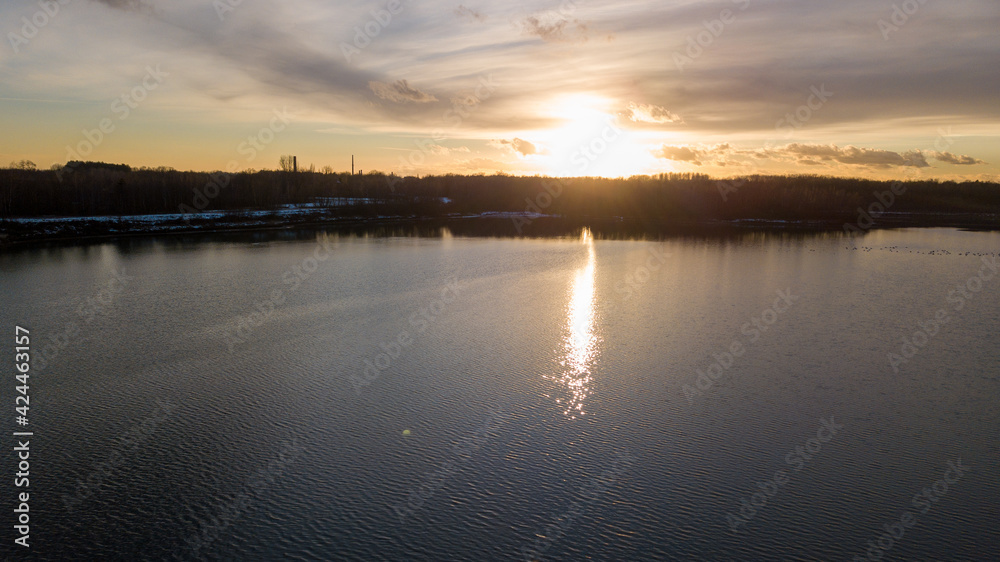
<box><xmin>293</xmin><ymin>156</ymin><xmax>297</xmax><ymax>173</ymax></box>
<box><xmin>352</xmin><ymin>155</ymin><xmax>354</xmax><ymax>176</ymax></box>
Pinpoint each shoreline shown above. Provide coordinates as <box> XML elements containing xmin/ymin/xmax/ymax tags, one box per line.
<box><xmin>2</xmin><ymin>211</ymin><xmax>999</xmax><ymax>248</ymax></box>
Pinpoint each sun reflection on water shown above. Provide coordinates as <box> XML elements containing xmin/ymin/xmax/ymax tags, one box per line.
<box><xmin>553</xmin><ymin>228</ymin><xmax>598</xmax><ymax>418</ymax></box>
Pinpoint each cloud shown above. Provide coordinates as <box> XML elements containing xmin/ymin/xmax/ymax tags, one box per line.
<box><xmin>654</xmin><ymin>146</ymin><xmax>706</xmax><ymax>165</ymax></box>
<box><xmin>58</xmin><ymin>4</ymin><xmax>392</xmax><ymax>122</ymax></box>
<box><xmin>518</xmin><ymin>13</ymin><xmax>588</xmax><ymax>42</ymax></box>
<box><xmin>491</xmin><ymin>138</ymin><xmax>539</xmax><ymax>156</ymax></box>
<box><xmin>929</xmin><ymin>151</ymin><xmax>987</xmax><ymax>165</ymax></box>
<box><xmin>653</xmin><ymin>143</ymin><xmax>953</xmax><ymax>170</ymax></box>
<box><xmin>426</xmin><ymin>144</ymin><xmax>470</xmax><ymax>155</ymax></box>
<box><xmin>768</xmin><ymin>144</ymin><xmax>929</xmax><ymax>168</ymax></box>
<box><xmin>654</xmin><ymin>143</ymin><xmax>733</xmax><ymax>165</ymax></box>
<box><xmin>623</xmin><ymin>102</ymin><xmax>682</xmax><ymax>124</ymax></box>
<box><xmin>5</xmin><ymin>0</ymin><xmax>997</xmax><ymax>179</ymax></box>
<box><xmin>606</xmin><ymin>2</ymin><xmax>1000</xmax><ymax>137</ymax></box>
<box><xmin>456</xmin><ymin>157</ymin><xmax>509</xmax><ymax>172</ymax></box>
<box><xmin>368</xmin><ymin>80</ymin><xmax>437</xmax><ymax>104</ymax></box>
<box><xmin>455</xmin><ymin>5</ymin><xmax>486</xmax><ymax>22</ymax></box>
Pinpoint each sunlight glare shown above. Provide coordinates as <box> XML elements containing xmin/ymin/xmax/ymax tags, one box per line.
<box><xmin>540</xmin><ymin>95</ymin><xmax>664</xmax><ymax>177</ymax></box>
<box><xmin>553</xmin><ymin>228</ymin><xmax>598</xmax><ymax>418</ymax></box>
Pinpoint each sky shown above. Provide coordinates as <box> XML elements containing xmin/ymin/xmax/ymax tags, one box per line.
<box><xmin>1</xmin><ymin>0</ymin><xmax>998</xmax><ymax>180</ymax></box>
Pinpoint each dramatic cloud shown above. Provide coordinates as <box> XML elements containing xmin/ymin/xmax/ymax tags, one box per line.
<box><xmin>369</xmin><ymin>80</ymin><xmax>438</xmax><ymax>104</ymax></box>
<box><xmin>1</xmin><ymin>0</ymin><xmax>996</xmax><ymax>177</ymax></box>
<box><xmin>68</xmin><ymin>3</ymin><xmax>391</xmax><ymax>120</ymax></box>
<box><xmin>455</xmin><ymin>5</ymin><xmax>486</xmax><ymax>22</ymax></box>
<box><xmin>623</xmin><ymin>102</ymin><xmax>682</xmax><ymax>124</ymax></box>
<box><xmin>492</xmin><ymin>138</ymin><xmax>539</xmax><ymax>156</ymax></box>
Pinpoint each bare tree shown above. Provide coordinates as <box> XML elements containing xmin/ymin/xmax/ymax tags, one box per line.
<box><xmin>9</xmin><ymin>160</ymin><xmax>36</xmax><ymax>170</ymax></box>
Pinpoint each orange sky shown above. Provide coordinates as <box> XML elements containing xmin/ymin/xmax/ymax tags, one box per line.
<box><xmin>2</xmin><ymin>0</ymin><xmax>998</xmax><ymax>181</ymax></box>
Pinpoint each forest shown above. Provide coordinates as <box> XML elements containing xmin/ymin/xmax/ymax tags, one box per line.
<box><xmin>1</xmin><ymin>160</ymin><xmax>998</xmax><ymax>231</ymax></box>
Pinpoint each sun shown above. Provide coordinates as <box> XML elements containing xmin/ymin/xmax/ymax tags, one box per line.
<box><xmin>535</xmin><ymin>94</ymin><xmax>666</xmax><ymax>178</ymax></box>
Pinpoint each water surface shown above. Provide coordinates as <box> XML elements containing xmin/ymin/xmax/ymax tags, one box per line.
<box><xmin>1</xmin><ymin>227</ymin><xmax>998</xmax><ymax>561</ymax></box>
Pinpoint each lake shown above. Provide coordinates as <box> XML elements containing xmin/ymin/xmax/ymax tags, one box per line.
<box><xmin>1</xmin><ymin>225</ymin><xmax>998</xmax><ymax>561</ymax></box>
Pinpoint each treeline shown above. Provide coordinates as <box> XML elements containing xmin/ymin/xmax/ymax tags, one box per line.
<box><xmin>1</xmin><ymin>162</ymin><xmax>998</xmax><ymax>224</ymax></box>
<box><xmin>0</xmin><ymin>163</ymin><xmax>412</xmax><ymax>219</ymax></box>
<box><xmin>415</xmin><ymin>173</ymin><xmax>999</xmax><ymax>221</ymax></box>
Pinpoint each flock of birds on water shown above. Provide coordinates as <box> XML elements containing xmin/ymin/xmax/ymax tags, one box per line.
<box><xmin>841</xmin><ymin>246</ymin><xmax>997</xmax><ymax>257</ymax></box>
